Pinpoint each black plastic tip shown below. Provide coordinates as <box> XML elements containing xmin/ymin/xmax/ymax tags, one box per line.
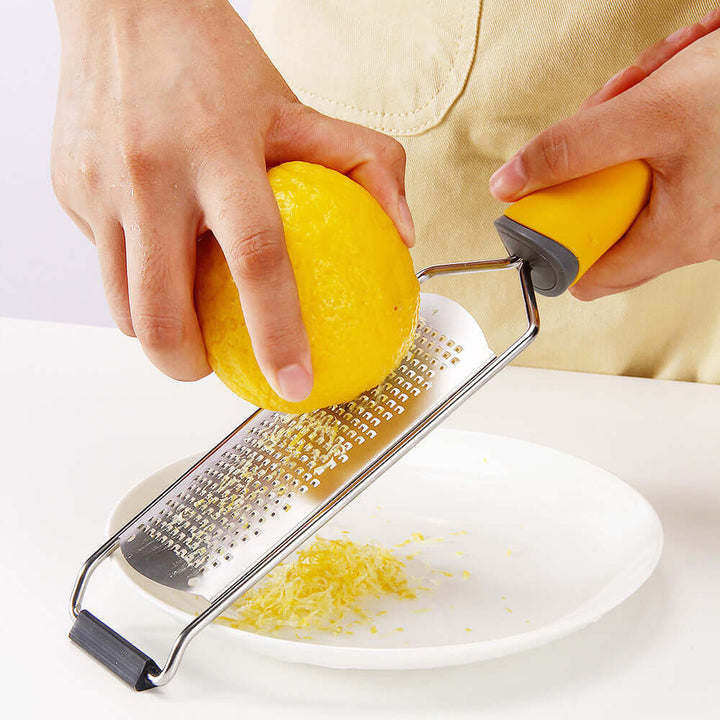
<box><xmin>70</xmin><ymin>610</ymin><xmax>160</xmax><ymax>691</ymax></box>
<box><xmin>494</xmin><ymin>215</ymin><xmax>579</xmax><ymax>297</ymax></box>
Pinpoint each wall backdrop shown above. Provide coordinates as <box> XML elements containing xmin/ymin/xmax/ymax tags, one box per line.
<box><xmin>0</xmin><ymin>0</ymin><xmax>252</xmax><ymax>327</ymax></box>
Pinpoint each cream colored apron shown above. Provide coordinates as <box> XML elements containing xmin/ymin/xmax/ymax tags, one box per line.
<box><xmin>249</xmin><ymin>0</ymin><xmax>720</xmax><ymax>383</ymax></box>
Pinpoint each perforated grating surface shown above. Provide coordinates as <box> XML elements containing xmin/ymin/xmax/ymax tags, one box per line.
<box><xmin>120</xmin><ymin>293</ymin><xmax>494</xmax><ymax>600</ymax></box>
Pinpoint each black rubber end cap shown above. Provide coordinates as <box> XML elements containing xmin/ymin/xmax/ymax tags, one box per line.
<box><xmin>70</xmin><ymin>610</ymin><xmax>160</xmax><ymax>691</ymax></box>
<box><xmin>494</xmin><ymin>215</ymin><xmax>579</xmax><ymax>297</ymax></box>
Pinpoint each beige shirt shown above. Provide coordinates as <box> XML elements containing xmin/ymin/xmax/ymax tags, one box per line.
<box><xmin>250</xmin><ymin>1</ymin><xmax>720</xmax><ymax>383</ymax></box>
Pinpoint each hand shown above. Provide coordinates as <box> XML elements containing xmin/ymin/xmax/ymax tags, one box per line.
<box><xmin>489</xmin><ymin>8</ymin><xmax>720</xmax><ymax>300</ymax></box>
<box><xmin>51</xmin><ymin>0</ymin><xmax>414</xmax><ymax>400</ymax></box>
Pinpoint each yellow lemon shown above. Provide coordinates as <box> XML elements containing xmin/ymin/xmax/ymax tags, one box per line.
<box><xmin>194</xmin><ymin>161</ymin><xmax>420</xmax><ymax>413</ymax></box>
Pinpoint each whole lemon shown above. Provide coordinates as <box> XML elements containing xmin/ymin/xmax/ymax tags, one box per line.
<box><xmin>194</xmin><ymin>161</ymin><xmax>420</xmax><ymax>413</ymax></box>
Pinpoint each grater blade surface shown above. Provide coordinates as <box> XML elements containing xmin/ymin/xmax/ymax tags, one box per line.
<box><xmin>119</xmin><ymin>292</ymin><xmax>495</xmax><ymax>601</ymax></box>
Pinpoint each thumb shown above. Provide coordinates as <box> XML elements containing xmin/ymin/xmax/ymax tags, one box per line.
<box><xmin>489</xmin><ymin>88</ymin><xmax>660</xmax><ymax>202</ymax></box>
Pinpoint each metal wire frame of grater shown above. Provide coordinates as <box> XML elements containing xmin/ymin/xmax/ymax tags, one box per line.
<box><xmin>125</xmin><ymin>316</ymin><xmax>465</xmax><ymax>581</ymax></box>
<box><xmin>71</xmin><ymin>262</ymin><xmax>535</xmax><ymax>690</ymax></box>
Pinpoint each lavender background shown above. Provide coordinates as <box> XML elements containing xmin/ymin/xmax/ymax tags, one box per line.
<box><xmin>0</xmin><ymin>0</ymin><xmax>252</xmax><ymax>326</ymax></box>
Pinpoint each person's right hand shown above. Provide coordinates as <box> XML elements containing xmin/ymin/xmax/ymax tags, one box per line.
<box><xmin>489</xmin><ymin>7</ymin><xmax>720</xmax><ymax>302</ymax></box>
<box><xmin>51</xmin><ymin>0</ymin><xmax>414</xmax><ymax>402</ymax></box>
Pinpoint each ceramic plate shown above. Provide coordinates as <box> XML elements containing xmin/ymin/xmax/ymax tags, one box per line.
<box><xmin>107</xmin><ymin>429</ymin><xmax>662</xmax><ymax>669</ymax></box>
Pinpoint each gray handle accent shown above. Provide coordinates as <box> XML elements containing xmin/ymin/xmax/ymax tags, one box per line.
<box><xmin>69</xmin><ymin>610</ymin><xmax>159</xmax><ymax>691</ymax></box>
<box><xmin>494</xmin><ymin>215</ymin><xmax>579</xmax><ymax>297</ymax></box>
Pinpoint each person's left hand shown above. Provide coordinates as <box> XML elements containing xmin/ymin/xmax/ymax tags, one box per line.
<box><xmin>489</xmin><ymin>8</ymin><xmax>720</xmax><ymax>300</ymax></box>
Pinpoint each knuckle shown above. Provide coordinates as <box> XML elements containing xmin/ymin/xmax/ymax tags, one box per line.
<box><xmin>51</xmin><ymin>151</ymin><xmax>101</xmax><ymax>202</ymax></box>
<box><xmin>191</xmin><ymin>121</ymin><xmax>262</xmax><ymax>173</ymax></box>
<box><xmin>279</xmin><ymin>98</ymin><xmax>323</xmax><ymax>130</ymax></box>
<box><xmin>262</xmin><ymin>320</ymin><xmax>301</xmax><ymax>354</ymax></box>
<box><xmin>370</xmin><ymin>134</ymin><xmax>407</xmax><ymax>172</ymax></box>
<box><xmin>380</xmin><ymin>137</ymin><xmax>407</xmax><ymax>177</ymax></box>
<box><xmin>190</xmin><ymin>123</ymin><xmax>229</xmax><ymax>167</ymax></box>
<box><xmin>119</xmin><ymin>141</ymin><xmax>162</xmax><ymax>183</ymax></box>
<box><xmin>269</xmin><ymin>99</ymin><xmax>305</xmax><ymax>138</ymax></box>
<box><xmin>212</xmin><ymin>178</ymin><xmax>253</xmax><ymax>212</ymax></box>
<box><xmin>265</xmin><ymin>101</ymin><xmax>319</xmax><ymax>161</ymax></box>
<box><xmin>227</xmin><ymin>227</ymin><xmax>284</xmax><ymax>281</ymax></box>
<box><xmin>384</xmin><ymin>134</ymin><xmax>407</xmax><ymax>164</ymax></box>
<box><xmin>76</xmin><ymin>160</ymin><xmax>102</xmax><ymax>193</ymax></box>
<box><xmin>533</xmin><ymin>126</ymin><xmax>573</xmax><ymax>178</ymax></box>
<box><xmin>132</xmin><ymin>310</ymin><xmax>187</xmax><ymax>351</ymax></box>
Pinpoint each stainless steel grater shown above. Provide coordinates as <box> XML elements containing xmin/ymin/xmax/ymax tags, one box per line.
<box><xmin>70</xmin><ymin>256</ymin><xmax>539</xmax><ymax>690</ymax></box>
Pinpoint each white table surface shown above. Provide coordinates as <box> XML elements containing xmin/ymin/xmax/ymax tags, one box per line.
<box><xmin>1</xmin><ymin>317</ymin><xmax>718</xmax><ymax>719</ymax></box>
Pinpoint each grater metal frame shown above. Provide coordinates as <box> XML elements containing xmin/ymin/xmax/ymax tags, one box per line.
<box><xmin>69</xmin><ymin>256</ymin><xmax>539</xmax><ymax>690</ymax></box>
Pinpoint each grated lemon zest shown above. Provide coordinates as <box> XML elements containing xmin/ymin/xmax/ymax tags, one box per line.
<box><xmin>395</xmin><ymin>532</ymin><xmax>444</xmax><ymax>548</ymax></box>
<box><xmin>217</xmin><ymin>536</ymin><xmax>417</xmax><ymax>635</ymax></box>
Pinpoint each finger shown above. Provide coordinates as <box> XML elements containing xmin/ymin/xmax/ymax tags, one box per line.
<box><xmin>199</xmin><ymin>161</ymin><xmax>313</xmax><ymax>403</ymax></box>
<box><xmin>582</xmin><ymin>19</ymin><xmax>717</xmax><ymax>111</ymax></box>
<box><xmin>635</xmin><ymin>22</ymin><xmax>709</xmax><ymax>74</ymax></box>
<box><xmin>95</xmin><ymin>220</ymin><xmax>134</xmax><ymax>336</ymax></box>
<box><xmin>489</xmin><ymin>84</ymin><xmax>673</xmax><ymax>202</ymax></box>
<box><xmin>700</xmin><ymin>7</ymin><xmax>720</xmax><ymax>32</ymax></box>
<box><xmin>125</xmin><ymin>208</ymin><xmax>212</xmax><ymax>381</ymax></box>
<box><xmin>580</xmin><ymin>65</ymin><xmax>647</xmax><ymax>111</ymax></box>
<box><xmin>269</xmin><ymin>106</ymin><xmax>414</xmax><ymax>247</ymax></box>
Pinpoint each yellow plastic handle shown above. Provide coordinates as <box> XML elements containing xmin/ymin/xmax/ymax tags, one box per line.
<box><xmin>496</xmin><ymin>160</ymin><xmax>652</xmax><ymax>295</ymax></box>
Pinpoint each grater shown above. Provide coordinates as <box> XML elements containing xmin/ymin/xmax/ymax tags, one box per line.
<box><xmin>69</xmin><ymin>161</ymin><xmax>652</xmax><ymax>690</ymax></box>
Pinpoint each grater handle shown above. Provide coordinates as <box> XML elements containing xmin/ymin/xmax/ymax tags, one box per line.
<box><xmin>69</xmin><ymin>610</ymin><xmax>160</xmax><ymax>691</ymax></box>
<box><xmin>495</xmin><ymin>160</ymin><xmax>652</xmax><ymax>296</ymax></box>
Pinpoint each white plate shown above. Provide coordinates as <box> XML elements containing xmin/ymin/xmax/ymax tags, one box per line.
<box><xmin>107</xmin><ymin>429</ymin><xmax>662</xmax><ymax>670</ymax></box>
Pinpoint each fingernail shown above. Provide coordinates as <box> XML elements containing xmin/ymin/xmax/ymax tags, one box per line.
<box><xmin>603</xmin><ymin>67</ymin><xmax>626</xmax><ymax>88</ymax></box>
<box><xmin>490</xmin><ymin>154</ymin><xmax>526</xmax><ymax>199</ymax></box>
<box><xmin>397</xmin><ymin>195</ymin><xmax>416</xmax><ymax>247</ymax></box>
<box><xmin>665</xmin><ymin>26</ymin><xmax>688</xmax><ymax>43</ymax></box>
<box><xmin>276</xmin><ymin>363</ymin><xmax>313</xmax><ymax>403</ymax></box>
